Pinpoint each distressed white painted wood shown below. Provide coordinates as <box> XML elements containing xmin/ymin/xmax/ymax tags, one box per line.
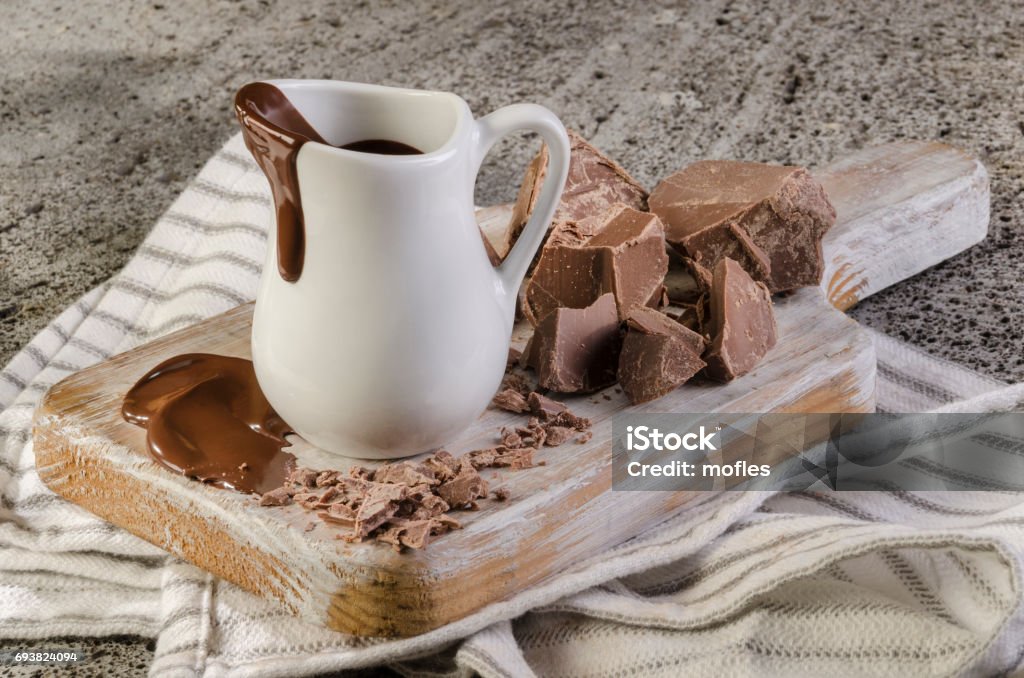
<box><xmin>816</xmin><ymin>141</ymin><xmax>989</xmax><ymax>310</ymax></box>
<box><xmin>33</xmin><ymin>141</ymin><xmax>988</xmax><ymax>637</ymax></box>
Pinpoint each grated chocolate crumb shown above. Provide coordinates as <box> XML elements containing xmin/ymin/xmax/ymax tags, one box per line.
<box><xmin>491</xmin><ymin>388</ymin><xmax>530</xmax><ymax>413</ymax></box>
<box><xmin>258</xmin><ymin>487</ymin><xmax>292</xmax><ymax>507</ymax></box>
<box><xmin>257</xmin><ymin>394</ymin><xmax>592</xmax><ymax>550</ymax></box>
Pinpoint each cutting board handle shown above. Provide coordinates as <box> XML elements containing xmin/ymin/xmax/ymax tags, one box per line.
<box><xmin>816</xmin><ymin>141</ymin><xmax>989</xmax><ymax>311</ymax></box>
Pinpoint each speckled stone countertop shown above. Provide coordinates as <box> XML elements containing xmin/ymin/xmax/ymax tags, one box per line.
<box><xmin>1</xmin><ymin>0</ymin><xmax>1022</xmax><ymax>674</ymax></box>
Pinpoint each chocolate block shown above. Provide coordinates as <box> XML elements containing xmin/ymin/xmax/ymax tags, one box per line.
<box><xmin>526</xmin><ymin>293</ymin><xmax>622</xmax><ymax>393</ymax></box>
<box><xmin>704</xmin><ymin>258</ymin><xmax>778</xmax><ymax>381</ymax></box>
<box><xmin>507</xmin><ymin>130</ymin><xmax>648</xmax><ymax>255</ymax></box>
<box><xmin>617</xmin><ymin>307</ymin><xmax>706</xmax><ymax>404</ymax></box>
<box><xmin>648</xmin><ymin>161</ymin><xmax>836</xmax><ymax>293</ymax></box>
<box><xmin>523</xmin><ymin>204</ymin><xmax>668</xmax><ymax>324</ymax></box>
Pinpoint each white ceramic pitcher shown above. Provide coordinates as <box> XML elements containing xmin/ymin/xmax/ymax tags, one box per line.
<box><xmin>242</xmin><ymin>79</ymin><xmax>569</xmax><ymax>459</ymax></box>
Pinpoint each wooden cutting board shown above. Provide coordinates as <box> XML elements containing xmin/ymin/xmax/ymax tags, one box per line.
<box><xmin>33</xmin><ymin>141</ymin><xmax>988</xmax><ymax>637</ymax></box>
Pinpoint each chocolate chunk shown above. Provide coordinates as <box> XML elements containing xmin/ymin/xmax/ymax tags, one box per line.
<box><xmin>582</xmin><ymin>206</ymin><xmax>669</xmax><ymax>319</ymax></box>
<box><xmin>507</xmin><ymin>129</ymin><xmax>648</xmax><ymax>255</ymax></box>
<box><xmin>627</xmin><ymin>306</ymin><xmax>705</xmax><ymax>354</ymax></box>
<box><xmin>436</xmin><ymin>460</ymin><xmax>489</xmax><ymax>508</ymax></box>
<box><xmin>258</xmin><ymin>487</ymin><xmax>293</xmax><ymax>507</ymax></box>
<box><xmin>649</xmin><ymin>161</ymin><xmax>836</xmax><ymax>293</ymax></box>
<box><xmin>704</xmin><ymin>258</ymin><xmax>778</xmax><ymax>381</ymax></box>
<box><xmin>491</xmin><ymin>388</ymin><xmax>530</xmax><ymax>413</ymax></box>
<box><xmin>526</xmin><ymin>293</ymin><xmax>622</xmax><ymax>393</ymax></box>
<box><xmin>523</xmin><ymin>205</ymin><xmax>669</xmax><ymax>324</ymax></box>
<box><xmin>617</xmin><ymin>307</ymin><xmax>707</xmax><ymax>404</ymax></box>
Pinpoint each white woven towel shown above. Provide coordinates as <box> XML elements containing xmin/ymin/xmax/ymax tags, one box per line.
<box><xmin>2</xmin><ymin>133</ymin><xmax>1023</xmax><ymax>677</ymax></box>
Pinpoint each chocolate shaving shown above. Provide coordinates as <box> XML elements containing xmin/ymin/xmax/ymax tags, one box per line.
<box><xmin>491</xmin><ymin>388</ymin><xmax>530</xmax><ymax>414</ymax></box>
<box><xmin>437</xmin><ymin>459</ymin><xmax>489</xmax><ymax>509</ymax></box>
<box><xmin>289</xmin><ymin>468</ymin><xmax>319</xmax><ymax>488</ymax></box>
<box><xmin>257</xmin><ymin>398</ymin><xmax>592</xmax><ymax>551</ymax></box>
<box><xmin>354</xmin><ymin>483</ymin><xmax>407</xmax><ymax>538</ymax></box>
<box><xmin>373</xmin><ymin>462</ymin><xmax>438</xmax><ymax>487</ymax></box>
<box><xmin>543</xmin><ymin>426</ymin><xmax>575</xmax><ymax>446</ymax></box>
<box><xmin>506</xmin><ymin>346</ymin><xmax>523</xmax><ymax>371</ymax></box>
<box><xmin>258</xmin><ymin>487</ymin><xmax>292</xmax><ymax>507</ymax></box>
<box><xmin>422</xmin><ymin>450</ymin><xmax>460</xmax><ymax>483</ymax></box>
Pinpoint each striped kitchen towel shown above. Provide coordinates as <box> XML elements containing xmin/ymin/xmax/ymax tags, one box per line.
<box><xmin>2</xmin><ymin>132</ymin><xmax>1023</xmax><ymax>677</ymax></box>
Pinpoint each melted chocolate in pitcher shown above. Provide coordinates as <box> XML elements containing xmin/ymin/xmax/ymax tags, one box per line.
<box><xmin>234</xmin><ymin>82</ymin><xmax>422</xmax><ymax>282</ymax></box>
<box><xmin>122</xmin><ymin>353</ymin><xmax>296</xmax><ymax>495</ymax></box>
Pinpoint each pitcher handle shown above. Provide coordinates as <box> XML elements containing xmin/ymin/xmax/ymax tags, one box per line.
<box><xmin>473</xmin><ymin>104</ymin><xmax>570</xmax><ymax>301</ymax></box>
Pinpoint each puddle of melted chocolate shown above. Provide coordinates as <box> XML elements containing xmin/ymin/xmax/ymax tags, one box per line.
<box><xmin>122</xmin><ymin>353</ymin><xmax>296</xmax><ymax>495</ymax></box>
<box><xmin>234</xmin><ymin>82</ymin><xmax>422</xmax><ymax>282</ymax></box>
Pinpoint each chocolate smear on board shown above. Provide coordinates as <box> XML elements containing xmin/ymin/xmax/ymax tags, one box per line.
<box><xmin>122</xmin><ymin>353</ymin><xmax>296</xmax><ymax>495</ymax></box>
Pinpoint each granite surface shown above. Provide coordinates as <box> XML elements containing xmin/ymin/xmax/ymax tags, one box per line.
<box><xmin>1</xmin><ymin>0</ymin><xmax>1022</xmax><ymax>674</ymax></box>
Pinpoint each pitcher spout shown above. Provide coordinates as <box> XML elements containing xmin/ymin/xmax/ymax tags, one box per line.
<box><xmin>235</xmin><ymin>79</ymin><xmax>470</xmax><ymax>285</ymax></box>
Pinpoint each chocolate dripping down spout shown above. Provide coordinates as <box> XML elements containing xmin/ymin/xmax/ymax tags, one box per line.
<box><xmin>234</xmin><ymin>82</ymin><xmax>328</xmax><ymax>283</ymax></box>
